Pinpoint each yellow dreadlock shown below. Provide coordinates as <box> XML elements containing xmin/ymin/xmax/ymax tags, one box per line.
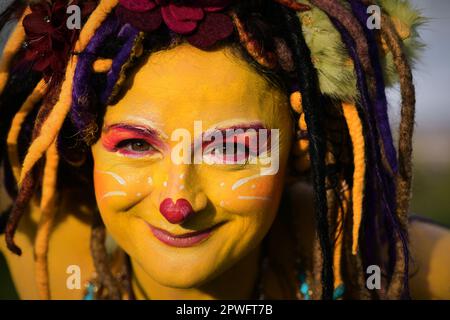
<box><xmin>34</xmin><ymin>140</ymin><xmax>59</xmax><ymax>300</ymax></box>
<box><xmin>1</xmin><ymin>0</ymin><xmax>120</xmax><ymax>300</ymax></box>
<box><xmin>7</xmin><ymin>79</ymin><xmax>48</xmax><ymax>182</ymax></box>
<box><xmin>342</xmin><ymin>102</ymin><xmax>366</xmax><ymax>255</ymax></box>
<box><xmin>18</xmin><ymin>0</ymin><xmax>119</xmax><ymax>185</ymax></box>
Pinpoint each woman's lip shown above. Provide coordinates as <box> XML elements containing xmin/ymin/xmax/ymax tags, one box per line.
<box><xmin>148</xmin><ymin>223</ymin><xmax>222</xmax><ymax>248</ymax></box>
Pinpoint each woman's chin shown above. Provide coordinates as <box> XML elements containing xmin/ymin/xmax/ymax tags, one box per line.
<box><xmin>135</xmin><ymin>254</ymin><xmax>227</xmax><ymax>289</ymax></box>
<box><xmin>114</xmin><ymin>215</ymin><xmax>260</xmax><ymax>290</ymax></box>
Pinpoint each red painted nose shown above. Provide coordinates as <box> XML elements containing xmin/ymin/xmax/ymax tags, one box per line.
<box><xmin>159</xmin><ymin>198</ymin><xmax>195</xmax><ymax>224</ymax></box>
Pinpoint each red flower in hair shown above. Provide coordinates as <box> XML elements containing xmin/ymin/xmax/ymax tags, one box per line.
<box><xmin>116</xmin><ymin>0</ymin><xmax>234</xmax><ymax>49</ymax></box>
<box><xmin>22</xmin><ymin>0</ymin><xmax>97</xmax><ymax>78</ymax></box>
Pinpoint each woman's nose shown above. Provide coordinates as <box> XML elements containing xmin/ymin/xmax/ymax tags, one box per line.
<box><xmin>159</xmin><ymin>198</ymin><xmax>194</xmax><ymax>224</ymax></box>
<box><xmin>152</xmin><ymin>164</ymin><xmax>207</xmax><ymax>224</ymax></box>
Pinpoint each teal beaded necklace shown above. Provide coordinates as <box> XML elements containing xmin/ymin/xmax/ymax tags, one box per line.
<box><xmin>297</xmin><ymin>273</ymin><xmax>345</xmax><ymax>300</ymax></box>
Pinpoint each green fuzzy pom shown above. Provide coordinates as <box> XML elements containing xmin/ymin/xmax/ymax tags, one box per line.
<box><xmin>297</xmin><ymin>1</ymin><xmax>358</xmax><ymax>101</ymax></box>
<box><xmin>296</xmin><ymin>0</ymin><xmax>425</xmax><ymax>101</ymax></box>
<box><xmin>379</xmin><ymin>0</ymin><xmax>426</xmax><ymax>86</ymax></box>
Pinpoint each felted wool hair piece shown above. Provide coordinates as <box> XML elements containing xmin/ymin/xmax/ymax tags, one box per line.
<box><xmin>296</xmin><ymin>0</ymin><xmax>424</xmax><ymax>101</ymax></box>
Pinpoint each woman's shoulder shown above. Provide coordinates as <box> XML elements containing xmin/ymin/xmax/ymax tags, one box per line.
<box><xmin>0</xmin><ymin>188</ymin><xmax>96</xmax><ymax>299</ymax></box>
<box><xmin>408</xmin><ymin>216</ymin><xmax>450</xmax><ymax>299</ymax></box>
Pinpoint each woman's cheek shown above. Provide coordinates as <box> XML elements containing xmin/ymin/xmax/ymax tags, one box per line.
<box><xmin>93</xmin><ymin>165</ymin><xmax>155</xmax><ymax>213</ymax></box>
<box><xmin>212</xmin><ymin>173</ymin><xmax>283</xmax><ymax>216</ymax></box>
<box><xmin>206</xmin><ymin>173</ymin><xmax>284</xmax><ymax>257</ymax></box>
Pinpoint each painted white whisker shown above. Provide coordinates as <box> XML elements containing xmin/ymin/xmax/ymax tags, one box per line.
<box><xmin>231</xmin><ymin>173</ymin><xmax>264</xmax><ymax>191</ymax></box>
<box><xmin>238</xmin><ymin>196</ymin><xmax>270</xmax><ymax>201</ymax></box>
<box><xmin>95</xmin><ymin>170</ymin><xmax>126</xmax><ymax>185</ymax></box>
<box><xmin>102</xmin><ymin>191</ymin><xmax>127</xmax><ymax>199</ymax></box>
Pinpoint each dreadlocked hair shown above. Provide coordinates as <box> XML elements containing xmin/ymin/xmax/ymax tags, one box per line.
<box><xmin>280</xmin><ymin>7</ymin><xmax>334</xmax><ymax>299</ymax></box>
<box><xmin>0</xmin><ymin>0</ymin><xmax>419</xmax><ymax>300</ymax></box>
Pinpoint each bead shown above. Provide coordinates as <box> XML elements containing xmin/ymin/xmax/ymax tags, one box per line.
<box><xmin>299</xmin><ymin>113</ymin><xmax>307</xmax><ymax>131</ymax></box>
<box><xmin>83</xmin><ymin>283</ymin><xmax>96</xmax><ymax>300</ymax></box>
<box><xmin>290</xmin><ymin>91</ymin><xmax>303</xmax><ymax>114</ymax></box>
<box><xmin>333</xmin><ymin>284</ymin><xmax>345</xmax><ymax>300</ymax></box>
<box><xmin>299</xmin><ymin>140</ymin><xmax>309</xmax><ymax>153</ymax></box>
<box><xmin>300</xmin><ymin>282</ymin><xmax>309</xmax><ymax>295</ymax></box>
<box><xmin>297</xmin><ymin>272</ymin><xmax>346</xmax><ymax>301</ymax></box>
<box><xmin>293</xmin><ymin>140</ymin><xmax>309</xmax><ymax>157</ymax></box>
<box><xmin>299</xmin><ymin>282</ymin><xmax>311</xmax><ymax>300</ymax></box>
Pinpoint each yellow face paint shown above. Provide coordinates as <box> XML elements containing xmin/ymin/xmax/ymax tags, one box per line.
<box><xmin>91</xmin><ymin>43</ymin><xmax>293</xmax><ymax>289</ymax></box>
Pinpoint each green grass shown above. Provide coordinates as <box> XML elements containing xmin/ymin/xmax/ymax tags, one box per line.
<box><xmin>411</xmin><ymin>164</ymin><xmax>450</xmax><ymax>226</ymax></box>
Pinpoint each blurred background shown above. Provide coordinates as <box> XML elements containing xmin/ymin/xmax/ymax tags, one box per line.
<box><xmin>1</xmin><ymin>0</ymin><xmax>449</xmax><ymax>299</ymax></box>
<box><xmin>389</xmin><ymin>0</ymin><xmax>450</xmax><ymax>226</ymax></box>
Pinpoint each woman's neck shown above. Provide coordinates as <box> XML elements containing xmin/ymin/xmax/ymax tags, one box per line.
<box><xmin>131</xmin><ymin>245</ymin><xmax>262</xmax><ymax>300</ymax></box>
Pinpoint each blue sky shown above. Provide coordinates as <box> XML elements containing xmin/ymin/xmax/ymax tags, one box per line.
<box><xmin>388</xmin><ymin>0</ymin><xmax>450</xmax><ymax>129</ymax></box>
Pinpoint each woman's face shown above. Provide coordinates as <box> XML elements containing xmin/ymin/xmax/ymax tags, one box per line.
<box><xmin>91</xmin><ymin>44</ymin><xmax>293</xmax><ymax>288</ymax></box>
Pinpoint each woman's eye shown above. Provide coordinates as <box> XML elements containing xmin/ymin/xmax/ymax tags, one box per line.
<box><xmin>204</xmin><ymin>142</ymin><xmax>252</xmax><ymax>165</ymax></box>
<box><xmin>116</xmin><ymin>139</ymin><xmax>155</xmax><ymax>154</ymax></box>
<box><xmin>224</xmin><ymin>143</ymin><xmax>249</xmax><ymax>158</ymax></box>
